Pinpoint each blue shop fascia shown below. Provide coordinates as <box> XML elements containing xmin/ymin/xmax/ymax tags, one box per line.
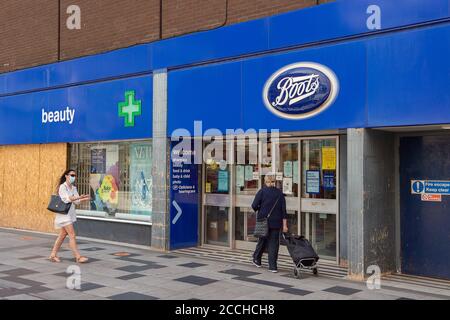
<box><xmin>1</xmin><ymin>0</ymin><xmax>449</xmax><ymax>280</ymax></box>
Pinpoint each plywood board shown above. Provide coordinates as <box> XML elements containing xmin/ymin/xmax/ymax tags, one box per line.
<box><xmin>0</xmin><ymin>147</ymin><xmax>5</xmax><ymax>217</ymax></box>
<box><xmin>0</xmin><ymin>143</ymin><xmax>68</xmax><ymax>234</ymax></box>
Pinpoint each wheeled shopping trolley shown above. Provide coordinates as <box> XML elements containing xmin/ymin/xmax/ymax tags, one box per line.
<box><xmin>283</xmin><ymin>233</ymin><xmax>319</xmax><ymax>279</ymax></box>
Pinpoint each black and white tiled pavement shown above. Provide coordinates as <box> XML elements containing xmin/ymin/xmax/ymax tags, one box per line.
<box><xmin>0</xmin><ymin>228</ymin><xmax>449</xmax><ymax>300</ymax></box>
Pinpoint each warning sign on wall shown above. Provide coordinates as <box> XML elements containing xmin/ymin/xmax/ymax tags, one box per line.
<box><xmin>421</xmin><ymin>194</ymin><xmax>442</xmax><ymax>202</ymax></box>
<box><xmin>411</xmin><ymin>180</ymin><xmax>450</xmax><ymax>195</ymax></box>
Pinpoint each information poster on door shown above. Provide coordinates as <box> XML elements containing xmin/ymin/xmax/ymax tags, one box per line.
<box><xmin>322</xmin><ymin>147</ymin><xmax>336</xmax><ymax>170</ymax></box>
<box><xmin>283</xmin><ymin>177</ymin><xmax>293</xmax><ymax>195</ymax></box>
<box><xmin>323</xmin><ymin>172</ymin><xmax>335</xmax><ymax>190</ymax></box>
<box><xmin>244</xmin><ymin>165</ymin><xmax>253</xmax><ymax>181</ymax></box>
<box><xmin>293</xmin><ymin>160</ymin><xmax>299</xmax><ymax>184</ymax></box>
<box><xmin>218</xmin><ymin>170</ymin><xmax>229</xmax><ymax>192</ymax></box>
<box><xmin>283</xmin><ymin>161</ymin><xmax>293</xmax><ymax>177</ymax></box>
<box><xmin>306</xmin><ymin>170</ymin><xmax>320</xmax><ymax>194</ymax></box>
<box><xmin>236</xmin><ymin>165</ymin><xmax>245</xmax><ymax>187</ymax></box>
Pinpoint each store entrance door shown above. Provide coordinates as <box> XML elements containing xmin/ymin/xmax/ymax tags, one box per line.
<box><xmin>233</xmin><ymin>140</ymin><xmax>300</xmax><ymax>253</ymax></box>
<box><xmin>400</xmin><ymin>135</ymin><xmax>450</xmax><ymax>280</ymax></box>
<box><xmin>202</xmin><ymin>140</ymin><xmax>231</xmax><ymax>247</ymax></box>
<box><xmin>299</xmin><ymin>138</ymin><xmax>339</xmax><ymax>261</ymax></box>
<box><xmin>232</xmin><ymin>136</ymin><xmax>339</xmax><ymax>262</ymax></box>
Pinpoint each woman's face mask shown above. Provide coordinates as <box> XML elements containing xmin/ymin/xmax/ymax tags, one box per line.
<box><xmin>68</xmin><ymin>174</ymin><xmax>76</xmax><ymax>184</ymax></box>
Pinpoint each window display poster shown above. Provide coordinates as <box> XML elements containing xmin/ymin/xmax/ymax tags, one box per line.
<box><xmin>89</xmin><ymin>145</ymin><xmax>119</xmax><ymax>214</ymax></box>
<box><xmin>283</xmin><ymin>161</ymin><xmax>293</xmax><ymax>178</ymax></box>
<box><xmin>91</xmin><ymin>149</ymin><xmax>106</xmax><ymax>173</ymax></box>
<box><xmin>130</xmin><ymin>142</ymin><xmax>152</xmax><ymax>215</ymax></box>
<box><xmin>244</xmin><ymin>165</ymin><xmax>253</xmax><ymax>181</ymax></box>
<box><xmin>293</xmin><ymin>160</ymin><xmax>299</xmax><ymax>184</ymax></box>
<box><xmin>323</xmin><ymin>172</ymin><xmax>335</xmax><ymax>190</ymax></box>
<box><xmin>236</xmin><ymin>165</ymin><xmax>245</xmax><ymax>187</ymax></box>
<box><xmin>218</xmin><ymin>170</ymin><xmax>229</xmax><ymax>192</ymax></box>
<box><xmin>283</xmin><ymin>177</ymin><xmax>293</xmax><ymax>195</ymax></box>
<box><xmin>306</xmin><ymin>170</ymin><xmax>320</xmax><ymax>194</ymax></box>
<box><xmin>322</xmin><ymin>147</ymin><xmax>336</xmax><ymax>170</ymax></box>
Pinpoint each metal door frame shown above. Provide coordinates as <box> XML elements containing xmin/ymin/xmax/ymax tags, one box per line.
<box><xmin>201</xmin><ymin>135</ymin><xmax>340</xmax><ymax>263</ymax></box>
<box><xmin>233</xmin><ymin>138</ymin><xmax>261</xmax><ymax>250</ymax></box>
<box><xmin>233</xmin><ymin>138</ymin><xmax>300</xmax><ymax>252</ymax></box>
<box><xmin>201</xmin><ymin>139</ymin><xmax>234</xmax><ymax>248</ymax></box>
<box><xmin>298</xmin><ymin>136</ymin><xmax>339</xmax><ymax>263</ymax></box>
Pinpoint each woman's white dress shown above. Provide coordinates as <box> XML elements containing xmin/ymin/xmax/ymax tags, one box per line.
<box><xmin>54</xmin><ymin>183</ymin><xmax>80</xmax><ymax>229</ymax></box>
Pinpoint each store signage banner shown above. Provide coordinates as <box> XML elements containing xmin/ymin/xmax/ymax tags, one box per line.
<box><xmin>170</xmin><ymin>140</ymin><xmax>200</xmax><ymax>249</ymax></box>
<box><xmin>0</xmin><ymin>75</ymin><xmax>152</xmax><ymax>145</ymax></box>
<box><xmin>269</xmin><ymin>0</ymin><xmax>449</xmax><ymax>51</ymax></box>
<box><xmin>168</xmin><ymin>41</ymin><xmax>367</xmax><ymax>133</ymax></box>
<box><xmin>155</xmin><ymin>0</ymin><xmax>449</xmax><ymax>71</ymax></box>
<box><xmin>263</xmin><ymin>62</ymin><xmax>339</xmax><ymax>120</ymax></box>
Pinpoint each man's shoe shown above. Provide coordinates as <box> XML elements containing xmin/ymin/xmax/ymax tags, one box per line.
<box><xmin>269</xmin><ymin>269</ymin><xmax>278</xmax><ymax>273</ymax></box>
<box><xmin>252</xmin><ymin>260</ymin><xmax>262</xmax><ymax>268</ymax></box>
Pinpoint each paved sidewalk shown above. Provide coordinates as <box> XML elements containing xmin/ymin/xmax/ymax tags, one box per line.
<box><xmin>0</xmin><ymin>228</ymin><xmax>448</xmax><ymax>300</ymax></box>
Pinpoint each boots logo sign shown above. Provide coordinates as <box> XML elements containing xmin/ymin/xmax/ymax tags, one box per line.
<box><xmin>263</xmin><ymin>62</ymin><xmax>339</xmax><ymax>120</ymax></box>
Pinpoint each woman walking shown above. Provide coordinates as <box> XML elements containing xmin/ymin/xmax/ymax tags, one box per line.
<box><xmin>252</xmin><ymin>174</ymin><xmax>288</xmax><ymax>273</ymax></box>
<box><xmin>49</xmin><ymin>169</ymin><xmax>90</xmax><ymax>263</ymax></box>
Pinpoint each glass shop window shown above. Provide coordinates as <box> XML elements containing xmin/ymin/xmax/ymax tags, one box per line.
<box><xmin>301</xmin><ymin>139</ymin><xmax>337</xmax><ymax>200</ymax></box>
<box><xmin>68</xmin><ymin>140</ymin><xmax>153</xmax><ymax>223</ymax></box>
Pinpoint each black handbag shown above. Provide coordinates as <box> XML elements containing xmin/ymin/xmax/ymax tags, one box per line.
<box><xmin>253</xmin><ymin>196</ymin><xmax>280</xmax><ymax>238</ymax></box>
<box><xmin>47</xmin><ymin>194</ymin><xmax>72</xmax><ymax>214</ymax></box>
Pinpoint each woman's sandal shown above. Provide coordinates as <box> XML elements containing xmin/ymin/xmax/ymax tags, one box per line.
<box><xmin>48</xmin><ymin>256</ymin><xmax>61</xmax><ymax>263</ymax></box>
<box><xmin>76</xmin><ymin>256</ymin><xmax>89</xmax><ymax>264</ymax></box>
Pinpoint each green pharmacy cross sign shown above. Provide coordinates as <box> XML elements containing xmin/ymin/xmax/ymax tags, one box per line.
<box><xmin>118</xmin><ymin>90</ymin><xmax>142</xmax><ymax>127</ymax></box>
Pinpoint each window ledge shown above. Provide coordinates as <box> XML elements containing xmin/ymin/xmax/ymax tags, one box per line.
<box><xmin>77</xmin><ymin>211</ymin><xmax>152</xmax><ymax>226</ymax></box>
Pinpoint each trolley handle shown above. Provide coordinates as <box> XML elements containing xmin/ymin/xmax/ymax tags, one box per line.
<box><xmin>282</xmin><ymin>232</ymin><xmax>293</xmax><ymax>241</ymax></box>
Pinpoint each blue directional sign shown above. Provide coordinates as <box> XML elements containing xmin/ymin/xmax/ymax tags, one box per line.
<box><xmin>423</xmin><ymin>181</ymin><xmax>450</xmax><ymax>195</ymax></box>
<box><xmin>411</xmin><ymin>180</ymin><xmax>450</xmax><ymax>195</ymax></box>
<box><xmin>169</xmin><ymin>140</ymin><xmax>200</xmax><ymax>249</ymax></box>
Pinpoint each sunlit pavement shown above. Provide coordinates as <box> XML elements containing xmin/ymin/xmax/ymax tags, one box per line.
<box><xmin>0</xmin><ymin>228</ymin><xmax>448</xmax><ymax>300</ymax></box>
